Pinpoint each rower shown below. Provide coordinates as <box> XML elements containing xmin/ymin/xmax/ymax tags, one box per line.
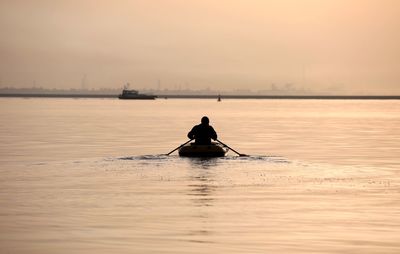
<box><xmin>187</xmin><ymin>116</ymin><xmax>218</xmax><ymax>145</ymax></box>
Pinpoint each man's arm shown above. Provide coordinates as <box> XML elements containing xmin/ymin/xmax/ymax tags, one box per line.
<box><xmin>187</xmin><ymin>126</ymin><xmax>196</xmax><ymax>139</ymax></box>
<box><xmin>210</xmin><ymin>126</ymin><xmax>217</xmax><ymax>140</ymax></box>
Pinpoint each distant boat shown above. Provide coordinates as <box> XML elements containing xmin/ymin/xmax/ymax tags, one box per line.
<box><xmin>118</xmin><ymin>89</ymin><xmax>157</xmax><ymax>100</ymax></box>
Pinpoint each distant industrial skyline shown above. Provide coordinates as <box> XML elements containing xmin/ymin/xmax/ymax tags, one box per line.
<box><xmin>1</xmin><ymin>0</ymin><xmax>399</xmax><ymax>94</ymax></box>
<box><xmin>0</xmin><ymin>83</ymin><xmax>395</xmax><ymax>96</ymax></box>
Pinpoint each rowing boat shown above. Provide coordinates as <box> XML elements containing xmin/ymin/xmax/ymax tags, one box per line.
<box><xmin>178</xmin><ymin>142</ymin><xmax>228</xmax><ymax>157</ymax></box>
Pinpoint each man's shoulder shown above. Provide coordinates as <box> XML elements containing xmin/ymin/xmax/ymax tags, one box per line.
<box><xmin>191</xmin><ymin>124</ymin><xmax>202</xmax><ymax>130</ymax></box>
<box><xmin>194</xmin><ymin>124</ymin><xmax>215</xmax><ymax>130</ymax></box>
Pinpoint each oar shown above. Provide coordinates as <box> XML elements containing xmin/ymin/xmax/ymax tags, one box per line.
<box><xmin>216</xmin><ymin>139</ymin><xmax>248</xmax><ymax>157</ymax></box>
<box><xmin>165</xmin><ymin>139</ymin><xmax>193</xmax><ymax>155</ymax></box>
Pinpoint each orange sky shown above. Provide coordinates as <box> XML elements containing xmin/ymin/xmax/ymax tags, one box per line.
<box><xmin>0</xmin><ymin>0</ymin><xmax>399</xmax><ymax>94</ymax></box>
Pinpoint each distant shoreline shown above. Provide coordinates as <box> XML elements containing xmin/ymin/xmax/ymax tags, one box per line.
<box><xmin>1</xmin><ymin>93</ymin><xmax>400</xmax><ymax>100</ymax></box>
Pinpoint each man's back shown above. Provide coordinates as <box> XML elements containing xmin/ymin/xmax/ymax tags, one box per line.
<box><xmin>188</xmin><ymin>123</ymin><xmax>217</xmax><ymax>145</ymax></box>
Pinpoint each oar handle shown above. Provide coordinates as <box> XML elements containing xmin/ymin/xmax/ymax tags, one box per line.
<box><xmin>216</xmin><ymin>139</ymin><xmax>247</xmax><ymax>156</ymax></box>
<box><xmin>166</xmin><ymin>139</ymin><xmax>193</xmax><ymax>155</ymax></box>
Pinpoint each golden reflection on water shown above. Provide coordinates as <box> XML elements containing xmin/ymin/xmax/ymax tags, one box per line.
<box><xmin>0</xmin><ymin>98</ymin><xmax>400</xmax><ymax>253</ymax></box>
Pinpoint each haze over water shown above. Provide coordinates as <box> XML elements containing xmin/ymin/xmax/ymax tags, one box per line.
<box><xmin>0</xmin><ymin>98</ymin><xmax>399</xmax><ymax>253</ymax></box>
<box><xmin>1</xmin><ymin>1</ymin><xmax>400</xmax><ymax>94</ymax></box>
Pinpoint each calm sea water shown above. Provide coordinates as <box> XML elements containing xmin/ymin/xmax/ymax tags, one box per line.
<box><xmin>0</xmin><ymin>98</ymin><xmax>399</xmax><ymax>253</ymax></box>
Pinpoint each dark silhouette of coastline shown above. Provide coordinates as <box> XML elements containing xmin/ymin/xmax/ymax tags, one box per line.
<box><xmin>0</xmin><ymin>93</ymin><xmax>116</xmax><ymax>98</ymax></box>
<box><xmin>1</xmin><ymin>93</ymin><xmax>399</xmax><ymax>100</ymax></box>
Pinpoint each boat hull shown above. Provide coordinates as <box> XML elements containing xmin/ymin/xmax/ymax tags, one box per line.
<box><xmin>118</xmin><ymin>95</ymin><xmax>157</xmax><ymax>99</ymax></box>
<box><xmin>118</xmin><ymin>89</ymin><xmax>157</xmax><ymax>99</ymax></box>
<box><xmin>178</xmin><ymin>143</ymin><xmax>228</xmax><ymax>157</ymax></box>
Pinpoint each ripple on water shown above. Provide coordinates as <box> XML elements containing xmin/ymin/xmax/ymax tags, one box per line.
<box><xmin>116</xmin><ymin>154</ymin><xmax>289</xmax><ymax>163</ymax></box>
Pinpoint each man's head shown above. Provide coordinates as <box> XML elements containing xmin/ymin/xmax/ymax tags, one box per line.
<box><xmin>201</xmin><ymin>116</ymin><xmax>209</xmax><ymax>125</ymax></box>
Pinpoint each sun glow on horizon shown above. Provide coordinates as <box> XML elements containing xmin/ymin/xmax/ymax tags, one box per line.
<box><xmin>0</xmin><ymin>0</ymin><xmax>399</xmax><ymax>94</ymax></box>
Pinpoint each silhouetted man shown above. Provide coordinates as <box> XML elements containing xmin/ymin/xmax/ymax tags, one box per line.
<box><xmin>188</xmin><ymin>116</ymin><xmax>218</xmax><ymax>145</ymax></box>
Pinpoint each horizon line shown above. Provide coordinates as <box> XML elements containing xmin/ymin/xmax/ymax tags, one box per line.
<box><xmin>1</xmin><ymin>93</ymin><xmax>400</xmax><ymax>100</ymax></box>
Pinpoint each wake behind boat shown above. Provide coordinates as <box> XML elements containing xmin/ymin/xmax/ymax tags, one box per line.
<box><xmin>118</xmin><ymin>89</ymin><xmax>157</xmax><ymax>100</ymax></box>
<box><xmin>178</xmin><ymin>142</ymin><xmax>228</xmax><ymax>157</ymax></box>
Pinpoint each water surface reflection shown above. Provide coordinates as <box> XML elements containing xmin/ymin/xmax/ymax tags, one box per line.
<box><xmin>187</xmin><ymin>158</ymin><xmax>219</xmax><ymax>207</ymax></box>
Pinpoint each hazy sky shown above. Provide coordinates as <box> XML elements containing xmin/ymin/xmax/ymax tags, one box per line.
<box><xmin>1</xmin><ymin>0</ymin><xmax>399</xmax><ymax>93</ymax></box>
